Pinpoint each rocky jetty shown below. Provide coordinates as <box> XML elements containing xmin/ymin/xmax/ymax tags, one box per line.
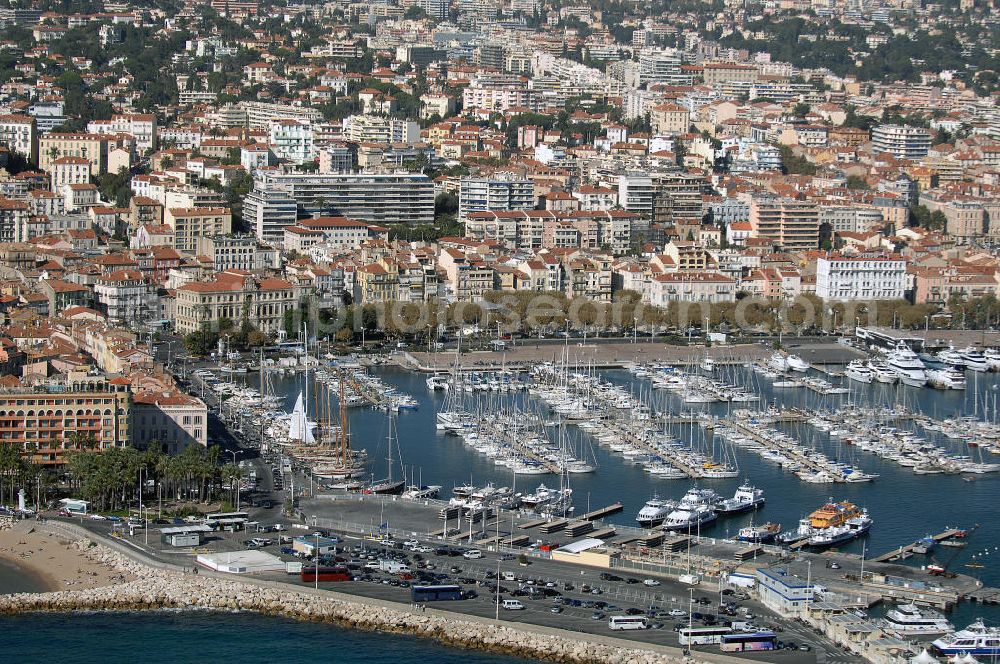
<box><xmin>0</xmin><ymin>536</ymin><xmax>693</xmax><ymax>664</ymax></box>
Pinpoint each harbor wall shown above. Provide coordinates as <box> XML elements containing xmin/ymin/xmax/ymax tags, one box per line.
<box><xmin>0</xmin><ymin>519</ymin><xmax>732</xmax><ymax>664</ymax></box>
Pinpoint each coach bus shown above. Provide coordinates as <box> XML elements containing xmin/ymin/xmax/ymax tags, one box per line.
<box><xmin>608</xmin><ymin>616</ymin><xmax>648</xmax><ymax>631</ymax></box>
<box><xmin>678</xmin><ymin>626</ymin><xmax>734</xmax><ymax>646</ymax></box>
<box><xmin>410</xmin><ymin>585</ymin><xmax>465</xmax><ymax>602</ymax></box>
<box><xmin>720</xmin><ymin>632</ymin><xmax>778</xmax><ymax>652</ymax></box>
<box><xmin>300</xmin><ymin>566</ymin><xmax>351</xmax><ymax>583</ymax></box>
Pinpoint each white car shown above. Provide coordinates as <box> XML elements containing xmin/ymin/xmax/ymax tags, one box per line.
<box><xmin>463</xmin><ymin>549</ymin><xmax>484</xmax><ymax>560</ymax></box>
<box><xmin>414</xmin><ymin>545</ymin><xmax>433</xmax><ymax>553</ymax></box>
<box><xmin>643</xmin><ymin>579</ymin><xmax>661</xmax><ymax>587</ymax></box>
<box><xmin>403</xmin><ymin>539</ymin><xmax>419</xmax><ymax>549</ymax></box>
<box><xmin>88</xmin><ymin>514</ymin><xmax>107</xmax><ymax>520</ymax></box>
<box><xmin>667</xmin><ymin>609</ymin><xmax>687</xmax><ymax>617</ymax></box>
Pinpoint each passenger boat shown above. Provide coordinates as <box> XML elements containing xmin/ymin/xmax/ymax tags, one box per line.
<box><xmin>937</xmin><ymin>345</ymin><xmax>967</xmax><ymax>370</ymax></box>
<box><xmin>806</xmin><ymin>509</ymin><xmax>872</xmax><ymax>549</ymax></box>
<box><xmin>879</xmin><ymin>604</ymin><xmax>954</xmax><ymax>636</ymax></box>
<box><xmin>714</xmin><ymin>482</ymin><xmax>765</xmax><ymax>515</ymax></box>
<box><xmin>635</xmin><ymin>495</ymin><xmax>676</xmax><ymax>528</ymax></box>
<box><xmin>737</xmin><ymin>522</ymin><xmax>781</xmax><ymax>543</ymax></box>
<box><xmin>932</xmin><ymin>620</ymin><xmax>1000</xmax><ymax>656</ymax></box>
<box><xmin>662</xmin><ymin>488</ymin><xmax>720</xmax><ymax>532</ymax></box>
<box><xmin>844</xmin><ymin>360</ymin><xmax>873</xmax><ymax>384</ymax></box>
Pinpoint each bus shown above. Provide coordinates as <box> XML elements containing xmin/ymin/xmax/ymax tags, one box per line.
<box><xmin>720</xmin><ymin>632</ymin><xmax>778</xmax><ymax>652</ymax></box>
<box><xmin>411</xmin><ymin>585</ymin><xmax>465</xmax><ymax>602</ymax></box>
<box><xmin>608</xmin><ymin>616</ymin><xmax>648</xmax><ymax>631</ymax></box>
<box><xmin>301</xmin><ymin>566</ymin><xmax>351</xmax><ymax>583</ymax></box>
<box><xmin>678</xmin><ymin>626</ymin><xmax>733</xmax><ymax>645</ymax></box>
<box><xmin>205</xmin><ymin>512</ymin><xmax>250</xmax><ymax>530</ymax></box>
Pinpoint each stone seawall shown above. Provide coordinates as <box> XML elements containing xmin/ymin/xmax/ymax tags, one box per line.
<box><xmin>0</xmin><ymin>528</ymin><xmax>700</xmax><ymax>664</ymax></box>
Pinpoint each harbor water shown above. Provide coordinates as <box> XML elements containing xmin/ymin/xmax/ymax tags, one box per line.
<box><xmin>246</xmin><ymin>362</ymin><xmax>1000</xmax><ymax>628</ymax></box>
<box><xmin>0</xmin><ymin>611</ymin><xmax>538</xmax><ymax>664</ymax></box>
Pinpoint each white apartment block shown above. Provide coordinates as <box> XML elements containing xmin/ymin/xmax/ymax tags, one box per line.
<box><xmin>87</xmin><ymin>113</ymin><xmax>157</xmax><ymax>152</ymax></box>
<box><xmin>268</xmin><ymin>119</ymin><xmax>315</xmax><ymax>164</ymax></box>
<box><xmin>0</xmin><ymin>114</ymin><xmax>37</xmax><ymax>163</ymax></box>
<box><xmin>49</xmin><ymin>156</ymin><xmax>90</xmax><ymax>192</ymax></box>
<box><xmin>871</xmin><ymin>124</ymin><xmax>932</xmax><ymax>160</ymax></box>
<box><xmin>458</xmin><ymin>175</ymin><xmax>535</xmax><ymax>221</ymax></box>
<box><xmin>342</xmin><ymin>115</ymin><xmax>420</xmax><ymax>144</ymax></box>
<box><xmin>815</xmin><ymin>253</ymin><xmax>906</xmax><ymax>301</ymax></box>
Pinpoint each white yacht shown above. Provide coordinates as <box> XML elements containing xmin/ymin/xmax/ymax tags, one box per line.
<box><xmin>635</xmin><ymin>495</ymin><xmax>676</xmax><ymax>528</ymax></box>
<box><xmin>714</xmin><ymin>483</ymin><xmax>765</xmax><ymax>515</ymax></box>
<box><xmin>700</xmin><ymin>357</ymin><xmax>716</xmax><ymax>372</ymax></box>
<box><xmin>959</xmin><ymin>347</ymin><xmax>989</xmax><ymax>372</ymax></box>
<box><xmin>886</xmin><ymin>342</ymin><xmax>927</xmax><ymax>387</ymax></box>
<box><xmin>937</xmin><ymin>345</ymin><xmax>966</xmax><ymax>369</ymax></box>
<box><xmin>768</xmin><ymin>353</ymin><xmax>790</xmax><ymax>372</ymax></box>
<box><xmin>786</xmin><ymin>355</ymin><xmax>810</xmax><ymax>372</ymax></box>
<box><xmin>984</xmin><ymin>348</ymin><xmax>1000</xmax><ymax>371</ymax></box>
<box><xmin>844</xmin><ymin>360</ymin><xmax>873</xmax><ymax>384</ymax></box>
<box><xmin>927</xmin><ymin>367</ymin><xmax>967</xmax><ymax>390</ymax></box>
<box><xmin>662</xmin><ymin>488</ymin><xmax>720</xmax><ymax>532</ymax></box>
<box><xmin>869</xmin><ymin>359</ymin><xmax>898</xmax><ymax>384</ymax></box>
<box><xmin>878</xmin><ymin>604</ymin><xmax>954</xmax><ymax>637</ymax></box>
<box><xmin>426</xmin><ymin>374</ymin><xmax>450</xmax><ymax>391</ymax></box>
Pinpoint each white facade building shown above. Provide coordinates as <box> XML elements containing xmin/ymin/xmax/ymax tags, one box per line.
<box><xmin>815</xmin><ymin>253</ymin><xmax>906</xmax><ymax>301</ymax></box>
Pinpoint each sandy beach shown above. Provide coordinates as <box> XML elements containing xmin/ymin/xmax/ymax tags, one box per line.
<box><xmin>0</xmin><ymin>524</ymin><xmax>133</xmax><ymax>594</ymax></box>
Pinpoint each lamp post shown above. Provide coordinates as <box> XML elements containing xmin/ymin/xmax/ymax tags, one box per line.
<box><xmin>228</xmin><ymin>450</ymin><xmax>240</xmax><ymax>511</ymax></box>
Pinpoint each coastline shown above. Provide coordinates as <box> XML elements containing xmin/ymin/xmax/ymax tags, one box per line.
<box><xmin>0</xmin><ymin>520</ymin><xmax>702</xmax><ymax>664</ymax></box>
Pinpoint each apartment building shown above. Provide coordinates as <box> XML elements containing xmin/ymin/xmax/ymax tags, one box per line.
<box><xmin>131</xmin><ymin>386</ymin><xmax>207</xmax><ymax>454</ymax></box>
<box><xmin>269</xmin><ymin>119</ymin><xmax>315</xmax><ymax>164</ymax></box>
<box><xmin>49</xmin><ymin>156</ymin><xmax>90</xmax><ymax>192</ymax></box>
<box><xmin>458</xmin><ymin>175</ymin><xmax>536</xmax><ymax>221</ymax></box>
<box><xmin>93</xmin><ymin>269</ymin><xmax>159</xmax><ymax>326</ymax></box>
<box><xmin>249</xmin><ymin>171</ymin><xmax>434</xmax><ymax>225</ymax></box>
<box><xmin>871</xmin><ymin>124</ymin><xmax>932</xmax><ymax>160</ymax></box>
<box><xmin>164</xmin><ymin>207</ymin><xmax>233</xmax><ymax>254</ymax></box>
<box><xmin>649</xmin><ymin>103</ymin><xmax>690</xmax><ymax>135</ymax></box>
<box><xmin>87</xmin><ymin>113</ymin><xmax>156</xmax><ymax>152</ymax></box>
<box><xmin>343</xmin><ymin>115</ymin><xmax>420</xmax><ymax>144</ymax></box>
<box><xmin>748</xmin><ymin>196</ymin><xmax>821</xmax><ymax>252</ymax></box>
<box><xmin>284</xmin><ymin>216</ymin><xmax>386</xmax><ymax>251</ymax></box>
<box><xmin>242</xmin><ymin>188</ymin><xmax>298</xmax><ymax>245</ymax></box>
<box><xmin>815</xmin><ymin>253</ymin><xmax>907</xmax><ymax>301</ymax></box>
<box><xmin>39</xmin><ymin>133</ymin><xmax>110</xmax><ymax>175</ymax></box>
<box><xmin>0</xmin><ymin>374</ymin><xmax>131</xmax><ymax>466</ymax></box>
<box><xmin>0</xmin><ymin>114</ymin><xmax>38</xmax><ymax>164</ymax></box>
<box><xmin>195</xmin><ymin>234</ymin><xmax>278</xmax><ymax>271</ymax></box>
<box><xmin>649</xmin><ymin>271</ymin><xmax>737</xmax><ymax>305</ymax></box>
<box><xmin>173</xmin><ymin>271</ymin><xmax>297</xmax><ymax>334</ymax></box>
<box><xmin>465</xmin><ymin>210</ymin><xmax>635</xmax><ymax>254</ymax></box>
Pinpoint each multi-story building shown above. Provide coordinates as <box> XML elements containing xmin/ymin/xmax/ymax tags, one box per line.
<box><xmin>342</xmin><ymin>115</ymin><xmax>420</xmax><ymax>144</ymax></box>
<box><xmin>242</xmin><ymin>187</ymin><xmax>298</xmax><ymax>246</ymax></box>
<box><xmin>572</xmin><ymin>185</ymin><xmax>617</xmax><ymax>211</ymax></box>
<box><xmin>820</xmin><ymin>206</ymin><xmax>885</xmax><ymax>234</ymax></box>
<box><xmin>268</xmin><ymin>119</ymin><xmax>315</xmax><ymax>164</ymax></box>
<box><xmin>649</xmin><ymin>271</ymin><xmax>737</xmax><ymax>305</ymax></box>
<box><xmin>0</xmin><ymin>114</ymin><xmax>38</xmax><ymax>164</ymax></box>
<box><xmin>458</xmin><ymin>175</ymin><xmax>535</xmax><ymax>221</ymax></box>
<box><xmin>173</xmin><ymin>271</ymin><xmax>297</xmax><ymax>334</ymax></box>
<box><xmin>249</xmin><ymin>171</ymin><xmax>434</xmax><ymax>225</ymax></box>
<box><xmin>49</xmin><ymin>155</ymin><xmax>90</xmax><ymax>192</ymax></box>
<box><xmin>815</xmin><ymin>253</ymin><xmax>907</xmax><ymax>301</ymax></box>
<box><xmin>87</xmin><ymin>113</ymin><xmax>157</xmax><ymax>152</ymax></box>
<box><xmin>650</xmin><ymin>103</ymin><xmax>690</xmax><ymax>135</ymax></box>
<box><xmin>195</xmin><ymin>234</ymin><xmax>279</xmax><ymax>271</ymax></box>
<box><xmin>283</xmin><ymin>216</ymin><xmax>386</xmax><ymax>251</ymax></box>
<box><xmin>465</xmin><ymin>210</ymin><xmax>635</xmax><ymax>254</ymax></box>
<box><xmin>215</xmin><ymin>101</ymin><xmax>324</xmax><ymax>132</ymax></box>
<box><xmin>93</xmin><ymin>269</ymin><xmax>159</xmax><ymax>326</ymax></box>
<box><xmin>748</xmin><ymin>196</ymin><xmax>820</xmax><ymax>252</ymax></box>
<box><xmin>39</xmin><ymin>133</ymin><xmax>110</xmax><ymax>175</ymax></box>
<box><xmin>871</xmin><ymin>124</ymin><xmax>932</xmax><ymax>160</ymax></box>
<box><xmin>462</xmin><ymin>77</ymin><xmax>531</xmax><ymax>113</ymax></box>
<box><xmin>0</xmin><ymin>198</ymin><xmax>30</xmax><ymax>243</ymax></box>
<box><xmin>131</xmin><ymin>386</ymin><xmax>207</xmax><ymax>454</ymax></box>
<box><xmin>0</xmin><ymin>374</ymin><xmax>131</xmax><ymax>466</ymax></box>
<box><xmin>637</xmin><ymin>49</ymin><xmax>684</xmax><ymax>86</ymax></box>
<box><xmin>317</xmin><ymin>143</ymin><xmax>353</xmax><ymax>173</ymax></box>
<box><xmin>164</xmin><ymin>207</ymin><xmax>232</xmax><ymax>254</ymax></box>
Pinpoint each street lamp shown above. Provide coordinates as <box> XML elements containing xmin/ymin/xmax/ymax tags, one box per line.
<box><xmin>228</xmin><ymin>450</ymin><xmax>240</xmax><ymax>511</ymax></box>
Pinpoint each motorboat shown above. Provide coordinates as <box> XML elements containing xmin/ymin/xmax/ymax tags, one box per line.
<box><xmin>984</xmin><ymin>348</ymin><xmax>1000</xmax><ymax>371</ymax></box>
<box><xmin>937</xmin><ymin>345</ymin><xmax>967</xmax><ymax>370</ymax></box>
<box><xmin>844</xmin><ymin>360</ymin><xmax>873</xmax><ymax>384</ymax></box>
<box><xmin>768</xmin><ymin>353</ymin><xmax>789</xmax><ymax>372</ymax></box>
<box><xmin>886</xmin><ymin>342</ymin><xmax>927</xmax><ymax>387</ymax></box>
<box><xmin>714</xmin><ymin>483</ymin><xmax>765</xmax><ymax>515</ymax></box>
<box><xmin>932</xmin><ymin>620</ymin><xmax>1000</xmax><ymax>656</ymax></box>
<box><xmin>737</xmin><ymin>522</ymin><xmax>781</xmax><ymax>543</ymax></box>
<box><xmin>927</xmin><ymin>367</ymin><xmax>967</xmax><ymax>390</ymax></box>
<box><xmin>700</xmin><ymin>357</ymin><xmax>716</xmax><ymax>372</ymax></box>
<box><xmin>959</xmin><ymin>347</ymin><xmax>989</xmax><ymax>372</ymax></box>
<box><xmin>879</xmin><ymin>604</ymin><xmax>954</xmax><ymax>637</ymax></box>
<box><xmin>786</xmin><ymin>355</ymin><xmax>810</xmax><ymax>372</ymax></box>
<box><xmin>426</xmin><ymin>374</ymin><xmax>450</xmax><ymax>391</ymax></box>
<box><xmin>635</xmin><ymin>495</ymin><xmax>676</xmax><ymax>529</ymax></box>
<box><xmin>869</xmin><ymin>360</ymin><xmax>898</xmax><ymax>384</ymax></box>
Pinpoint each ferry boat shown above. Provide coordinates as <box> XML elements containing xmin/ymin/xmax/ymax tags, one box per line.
<box><xmin>662</xmin><ymin>488</ymin><xmax>720</xmax><ymax>532</ymax></box>
<box><xmin>844</xmin><ymin>360</ymin><xmax>873</xmax><ymax>384</ymax></box>
<box><xmin>886</xmin><ymin>342</ymin><xmax>928</xmax><ymax>387</ymax></box>
<box><xmin>714</xmin><ymin>483</ymin><xmax>765</xmax><ymax>515</ymax></box>
<box><xmin>807</xmin><ymin>509</ymin><xmax>872</xmax><ymax>549</ymax></box>
<box><xmin>959</xmin><ymin>347</ymin><xmax>989</xmax><ymax>372</ymax></box>
<box><xmin>809</xmin><ymin>500</ymin><xmax>864</xmax><ymax>528</ymax></box>
<box><xmin>879</xmin><ymin>604</ymin><xmax>954</xmax><ymax>637</ymax></box>
<box><xmin>932</xmin><ymin>620</ymin><xmax>1000</xmax><ymax>656</ymax></box>
<box><xmin>737</xmin><ymin>522</ymin><xmax>781</xmax><ymax>543</ymax></box>
<box><xmin>635</xmin><ymin>495</ymin><xmax>676</xmax><ymax>528</ymax></box>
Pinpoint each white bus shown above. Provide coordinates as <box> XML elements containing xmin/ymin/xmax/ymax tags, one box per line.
<box><xmin>205</xmin><ymin>511</ymin><xmax>250</xmax><ymax>530</ymax></box>
<box><xmin>678</xmin><ymin>626</ymin><xmax>733</xmax><ymax>645</ymax></box>
<box><xmin>608</xmin><ymin>616</ymin><xmax>648</xmax><ymax>631</ymax></box>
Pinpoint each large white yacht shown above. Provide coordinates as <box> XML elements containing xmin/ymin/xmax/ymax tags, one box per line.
<box><xmin>786</xmin><ymin>355</ymin><xmax>810</xmax><ymax>372</ymax></box>
<box><xmin>844</xmin><ymin>359</ymin><xmax>873</xmax><ymax>384</ymax></box>
<box><xmin>886</xmin><ymin>342</ymin><xmax>927</xmax><ymax>387</ymax></box>
<box><xmin>959</xmin><ymin>347</ymin><xmax>989</xmax><ymax>372</ymax></box>
<box><xmin>927</xmin><ymin>367</ymin><xmax>967</xmax><ymax>390</ymax></box>
<box><xmin>868</xmin><ymin>359</ymin><xmax>898</xmax><ymax>384</ymax></box>
<box><xmin>878</xmin><ymin>604</ymin><xmax>954</xmax><ymax>636</ymax></box>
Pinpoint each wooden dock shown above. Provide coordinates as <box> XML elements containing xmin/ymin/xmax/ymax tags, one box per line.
<box><xmin>580</xmin><ymin>502</ymin><xmax>624</xmax><ymax>522</ymax></box>
<box><xmin>870</xmin><ymin>529</ymin><xmax>964</xmax><ymax>563</ymax></box>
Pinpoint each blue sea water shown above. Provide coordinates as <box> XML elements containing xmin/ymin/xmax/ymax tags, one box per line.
<box><xmin>0</xmin><ymin>611</ymin><xmax>538</xmax><ymax>664</ymax></box>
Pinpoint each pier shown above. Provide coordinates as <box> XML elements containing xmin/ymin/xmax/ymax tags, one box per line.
<box><xmin>725</xmin><ymin>419</ymin><xmax>846</xmax><ymax>481</ymax></box>
<box><xmin>608</xmin><ymin>422</ymin><xmax>703</xmax><ymax>478</ymax></box>
<box><xmin>869</xmin><ymin>529</ymin><xmax>964</xmax><ymax>563</ymax></box>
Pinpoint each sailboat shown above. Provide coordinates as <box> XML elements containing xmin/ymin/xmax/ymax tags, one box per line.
<box><xmin>369</xmin><ymin>412</ymin><xmax>405</xmax><ymax>495</ymax></box>
<box><xmin>287</xmin><ymin>391</ymin><xmax>316</xmax><ymax>444</ymax></box>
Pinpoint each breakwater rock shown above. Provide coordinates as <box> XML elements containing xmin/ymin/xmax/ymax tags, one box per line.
<box><xmin>0</xmin><ymin>538</ymin><xmax>693</xmax><ymax>664</ymax></box>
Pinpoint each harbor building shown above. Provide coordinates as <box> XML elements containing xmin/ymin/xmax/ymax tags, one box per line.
<box><xmin>757</xmin><ymin>567</ymin><xmax>815</xmax><ymax>617</ymax></box>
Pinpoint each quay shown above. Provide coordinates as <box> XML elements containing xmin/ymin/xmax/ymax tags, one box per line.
<box><xmin>869</xmin><ymin>529</ymin><xmax>964</xmax><ymax>563</ymax></box>
<box><xmin>724</xmin><ymin>419</ymin><xmax>845</xmax><ymax>481</ymax></box>
<box><xmin>968</xmin><ymin>587</ymin><xmax>1000</xmax><ymax>604</ymax></box>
